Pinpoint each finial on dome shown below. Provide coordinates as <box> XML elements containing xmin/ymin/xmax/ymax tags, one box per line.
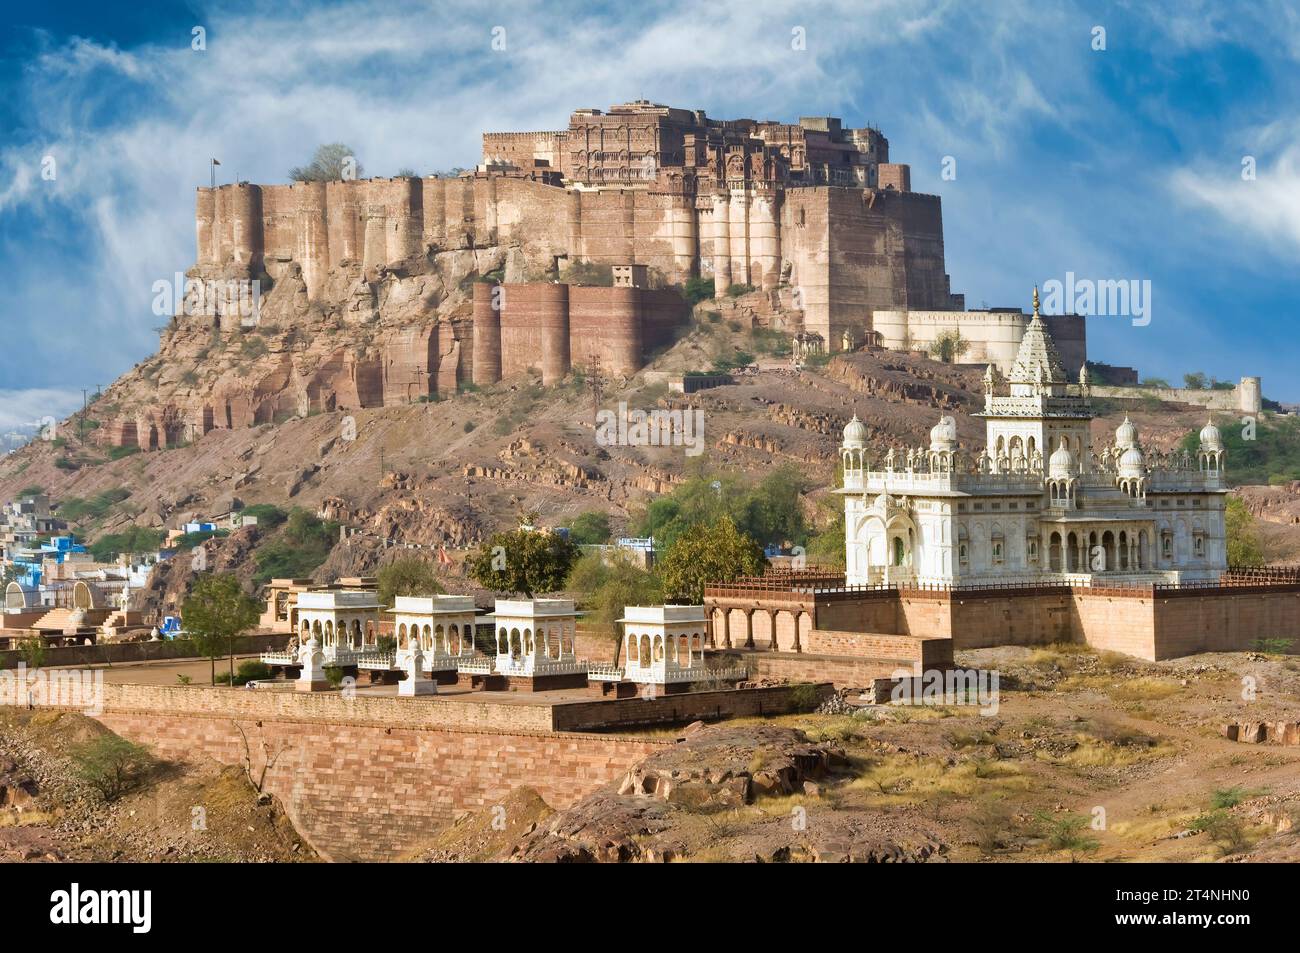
<box><xmin>1032</xmin><ymin>285</ymin><xmax>1040</xmax><ymax>316</ymax></box>
<box><xmin>1079</xmin><ymin>363</ymin><xmax>1090</xmax><ymax>384</ymax></box>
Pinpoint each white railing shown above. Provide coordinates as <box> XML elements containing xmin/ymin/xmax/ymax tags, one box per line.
<box><xmin>626</xmin><ymin>664</ymin><xmax>750</xmax><ymax>685</ymax></box>
<box><xmin>586</xmin><ymin>663</ymin><xmax>624</xmax><ymax>682</ymax></box>
<box><xmin>495</xmin><ymin>658</ymin><xmax>587</xmax><ymax>677</ymax></box>
<box><xmin>260</xmin><ymin>651</ymin><xmax>297</xmax><ymax>666</ymax></box>
<box><xmin>356</xmin><ymin>651</ymin><xmax>396</xmax><ymax>670</ymax></box>
<box><xmin>457</xmin><ymin>657</ymin><xmax>494</xmax><ymax>675</ymax></box>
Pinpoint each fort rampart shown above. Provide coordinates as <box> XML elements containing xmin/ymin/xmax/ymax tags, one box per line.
<box><xmin>195</xmin><ymin>173</ymin><xmax>952</xmax><ymax>350</ymax></box>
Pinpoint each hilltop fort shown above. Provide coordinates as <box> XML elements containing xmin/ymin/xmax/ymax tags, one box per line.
<box><xmin>99</xmin><ymin>100</ymin><xmax>1096</xmax><ymax>450</ymax></box>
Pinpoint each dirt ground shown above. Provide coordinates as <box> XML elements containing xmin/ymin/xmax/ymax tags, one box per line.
<box><xmin>454</xmin><ymin>644</ymin><xmax>1300</xmax><ymax>863</ymax></box>
<box><xmin>0</xmin><ymin>709</ymin><xmax>315</xmax><ymax>862</ymax></box>
<box><xmin>8</xmin><ymin>644</ymin><xmax>1300</xmax><ymax>863</ymax></box>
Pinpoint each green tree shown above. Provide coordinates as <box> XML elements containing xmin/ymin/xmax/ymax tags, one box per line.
<box><xmin>88</xmin><ymin>525</ymin><xmax>165</xmax><ymax>562</ymax></box>
<box><xmin>739</xmin><ymin>466</ymin><xmax>808</xmax><ymax>546</ymax></box>
<box><xmin>252</xmin><ymin>508</ymin><xmax>338</xmax><ymax>586</ymax></box>
<box><xmin>238</xmin><ymin>503</ymin><xmax>288</xmax><ymax>529</ymax></box>
<box><xmin>565</xmin><ymin>511</ymin><xmax>612</xmax><ymax>546</ymax></box>
<box><xmin>468</xmin><ymin>526</ymin><xmax>580</xmax><ymax>598</ymax></box>
<box><xmin>567</xmin><ymin>550</ymin><xmax>663</xmax><ymax>663</ymax></box>
<box><xmin>377</xmin><ymin>555</ymin><xmax>444</xmax><ymax>606</ymax></box>
<box><xmin>71</xmin><ymin>734</ymin><xmax>155</xmax><ymax>802</ymax></box>
<box><xmin>17</xmin><ymin>636</ymin><xmax>46</xmax><ymax>669</ymax></box>
<box><xmin>805</xmin><ymin>503</ymin><xmax>847</xmax><ymax>570</ymax></box>
<box><xmin>658</xmin><ymin>516</ymin><xmax>766</xmax><ymax>603</ymax></box>
<box><xmin>928</xmin><ymin>329</ymin><xmax>970</xmax><ymax>364</ymax></box>
<box><xmin>1225</xmin><ymin>496</ymin><xmax>1264</xmax><ymax>566</ymax></box>
<box><xmin>182</xmin><ymin>573</ymin><xmax>261</xmax><ymax>685</ymax></box>
<box><xmin>635</xmin><ymin>466</ymin><xmax>808</xmax><ymax>550</ymax></box>
<box><xmin>289</xmin><ymin>143</ymin><xmax>363</xmax><ymax>182</ymax></box>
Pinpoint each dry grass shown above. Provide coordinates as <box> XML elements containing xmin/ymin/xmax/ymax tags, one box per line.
<box><xmin>1108</xmin><ymin>677</ymin><xmax>1181</xmax><ymax>703</ymax></box>
<box><xmin>848</xmin><ymin>752</ymin><xmax>1029</xmax><ymax>807</ymax></box>
<box><xmin>1036</xmin><ymin>722</ymin><xmax>1176</xmax><ymax>769</ymax></box>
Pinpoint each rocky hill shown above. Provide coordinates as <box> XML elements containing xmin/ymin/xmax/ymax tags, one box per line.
<box><xmin>5</xmin><ymin>337</ymin><xmax>1291</xmax><ymax>577</ymax></box>
<box><xmin>3</xmin><ymin>270</ymin><xmax>1295</xmax><ymax>592</ymax></box>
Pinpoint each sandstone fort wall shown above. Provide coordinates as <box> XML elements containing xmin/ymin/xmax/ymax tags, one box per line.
<box><xmin>18</xmin><ymin>680</ymin><xmax>823</xmax><ymax>859</ymax></box>
<box><xmin>1092</xmin><ymin>378</ymin><xmax>1262</xmax><ymax>416</ymax></box>
<box><xmin>195</xmin><ymin>174</ymin><xmax>951</xmax><ymax>356</ymax></box>
<box><xmin>97</xmin><ymin>708</ymin><xmax>665</xmax><ymax>861</ymax></box>
<box><xmin>709</xmin><ymin>583</ymin><xmax>1300</xmax><ymax>666</ymax></box>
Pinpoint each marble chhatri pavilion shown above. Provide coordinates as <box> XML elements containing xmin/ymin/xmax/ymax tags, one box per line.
<box><xmin>839</xmin><ymin>289</ymin><xmax>1228</xmax><ymax>587</ymax></box>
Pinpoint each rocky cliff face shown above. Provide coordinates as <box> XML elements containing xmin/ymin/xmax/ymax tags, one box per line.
<box><xmin>99</xmin><ymin>238</ymin><xmax>538</xmax><ymax>451</ymax></box>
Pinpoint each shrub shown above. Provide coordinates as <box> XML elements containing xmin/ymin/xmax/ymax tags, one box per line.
<box><xmin>1190</xmin><ymin>809</ymin><xmax>1250</xmax><ymax>855</ymax></box>
<box><xmin>725</xmin><ymin>283</ymin><xmax>754</xmax><ymax>297</ymax></box>
<box><xmin>1033</xmin><ymin>811</ymin><xmax>1100</xmax><ymax>861</ymax></box>
<box><xmin>323</xmin><ymin>665</ymin><xmax>345</xmax><ymax>688</ymax></box>
<box><xmin>252</xmin><ymin>509</ymin><xmax>338</xmax><ymax>586</ymax></box>
<box><xmin>88</xmin><ymin>525</ymin><xmax>164</xmax><ymax>562</ymax></box>
<box><xmin>233</xmin><ymin>660</ymin><xmax>272</xmax><ymax>686</ymax></box>
<box><xmin>1253</xmin><ymin>637</ymin><xmax>1296</xmax><ymax>654</ymax></box>
<box><xmin>787</xmin><ymin>683</ymin><xmax>819</xmax><ymax>713</ymax></box>
<box><xmin>1210</xmin><ymin>786</ymin><xmax>1255</xmax><ymax>810</ymax></box>
<box><xmin>239</xmin><ymin>503</ymin><xmax>288</xmax><ymax>529</ymax></box>
<box><xmin>683</xmin><ymin>276</ymin><xmax>715</xmax><ymax>304</ymax></box>
<box><xmin>71</xmin><ymin>735</ymin><xmax>155</xmax><ymax>802</ymax></box>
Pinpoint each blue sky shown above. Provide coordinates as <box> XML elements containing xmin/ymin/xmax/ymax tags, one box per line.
<box><xmin>3</xmin><ymin>0</ymin><xmax>1299</xmax><ymax>429</ymax></box>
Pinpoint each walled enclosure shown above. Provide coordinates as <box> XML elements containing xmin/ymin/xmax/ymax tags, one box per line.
<box><xmin>705</xmin><ymin>582</ymin><xmax>1300</xmax><ymax>665</ymax></box>
<box><xmin>21</xmin><ymin>681</ymin><xmax>823</xmax><ymax>860</ymax></box>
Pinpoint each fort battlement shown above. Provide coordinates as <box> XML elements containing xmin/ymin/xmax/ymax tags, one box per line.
<box><xmin>192</xmin><ymin>102</ymin><xmax>956</xmax><ymax>350</ymax></box>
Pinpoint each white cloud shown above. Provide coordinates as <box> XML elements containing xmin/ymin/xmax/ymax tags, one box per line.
<box><xmin>1170</xmin><ymin>125</ymin><xmax>1300</xmax><ymax>258</ymax></box>
<box><xmin>0</xmin><ymin>388</ymin><xmax>85</xmax><ymax>432</ymax></box>
<box><xmin>3</xmin><ymin>0</ymin><xmax>1298</xmax><ymax>398</ymax></box>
